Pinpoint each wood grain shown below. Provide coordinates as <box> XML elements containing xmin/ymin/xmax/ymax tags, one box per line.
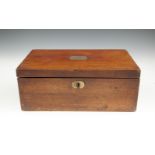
<box><xmin>18</xmin><ymin>78</ymin><xmax>139</xmax><ymax>111</ymax></box>
<box><xmin>16</xmin><ymin>49</ymin><xmax>140</xmax><ymax>78</ymax></box>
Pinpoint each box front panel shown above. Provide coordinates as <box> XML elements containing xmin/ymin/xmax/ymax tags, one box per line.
<box><xmin>18</xmin><ymin>78</ymin><xmax>139</xmax><ymax>111</ymax></box>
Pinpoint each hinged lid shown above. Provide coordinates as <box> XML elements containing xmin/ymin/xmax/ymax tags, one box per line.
<box><xmin>16</xmin><ymin>49</ymin><xmax>140</xmax><ymax>78</ymax></box>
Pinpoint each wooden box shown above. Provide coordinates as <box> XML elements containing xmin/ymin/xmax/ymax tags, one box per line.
<box><xmin>16</xmin><ymin>49</ymin><xmax>140</xmax><ymax>111</ymax></box>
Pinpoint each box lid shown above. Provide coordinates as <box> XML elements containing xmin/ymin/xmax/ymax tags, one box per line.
<box><xmin>16</xmin><ymin>49</ymin><xmax>140</xmax><ymax>78</ymax></box>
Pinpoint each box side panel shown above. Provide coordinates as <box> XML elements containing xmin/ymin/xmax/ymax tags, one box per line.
<box><xmin>18</xmin><ymin>78</ymin><xmax>139</xmax><ymax>111</ymax></box>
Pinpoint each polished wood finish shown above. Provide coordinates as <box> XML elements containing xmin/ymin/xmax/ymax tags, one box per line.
<box><xmin>17</xmin><ymin>49</ymin><xmax>140</xmax><ymax>111</ymax></box>
<box><xmin>18</xmin><ymin>78</ymin><xmax>139</xmax><ymax>111</ymax></box>
<box><xmin>17</xmin><ymin>49</ymin><xmax>140</xmax><ymax>78</ymax></box>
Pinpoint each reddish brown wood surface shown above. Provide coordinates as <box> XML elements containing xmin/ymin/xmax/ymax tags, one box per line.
<box><xmin>16</xmin><ymin>49</ymin><xmax>140</xmax><ymax>78</ymax></box>
<box><xmin>18</xmin><ymin>78</ymin><xmax>139</xmax><ymax>111</ymax></box>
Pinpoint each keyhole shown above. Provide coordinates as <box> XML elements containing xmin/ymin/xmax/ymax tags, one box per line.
<box><xmin>76</xmin><ymin>82</ymin><xmax>80</xmax><ymax>88</ymax></box>
<box><xmin>72</xmin><ymin>81</ymin><xmax>85</xmax><ymax>89</ymax></box>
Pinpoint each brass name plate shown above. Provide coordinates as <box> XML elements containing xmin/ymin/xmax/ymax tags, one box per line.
<box><xmin>69</xmin><ymin>56</ymin><xmax>88</xmax><ymax>60</ymax></box>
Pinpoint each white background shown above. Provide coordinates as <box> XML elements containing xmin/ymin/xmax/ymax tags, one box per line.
<box><xmin>0</xmin><ymin>1</ymin><xmax>155</xmax><ymax>155</ymax></box>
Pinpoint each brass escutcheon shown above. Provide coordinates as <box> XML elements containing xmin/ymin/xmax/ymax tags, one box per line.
<box><xmin>72</xmin><ymin>81</ymin><xmax>85</xmax><ymax>89</ymax></box>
